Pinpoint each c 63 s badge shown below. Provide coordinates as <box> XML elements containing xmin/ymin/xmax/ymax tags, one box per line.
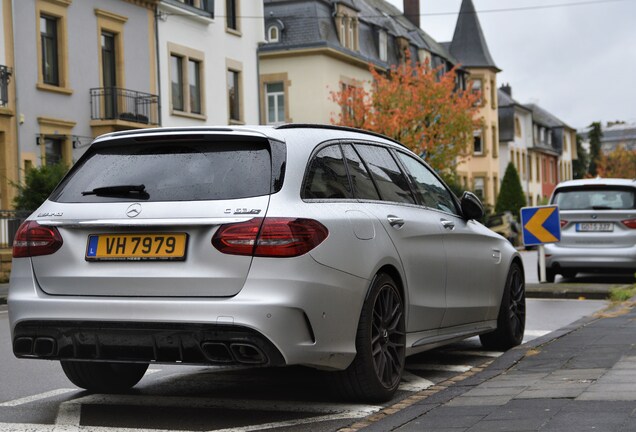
<box><xmin>224</xmin><ymin>208</ymin><xmax>262</xmax><ymax>215</ymax></box>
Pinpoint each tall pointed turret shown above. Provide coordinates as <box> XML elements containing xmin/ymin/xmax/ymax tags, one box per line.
<box><xmin>449</xmin><ymin>0</ymin><xmax>499</xmax><ymax>71</ymax></box>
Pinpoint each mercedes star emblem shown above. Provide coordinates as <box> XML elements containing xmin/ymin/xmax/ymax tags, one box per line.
<box><xmin>126</xmin><ymin>203</ymin><xmax>142</xmax><ymax>218</ymax></box>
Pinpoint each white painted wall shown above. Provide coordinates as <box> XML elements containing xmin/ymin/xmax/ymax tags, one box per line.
<box><xmin>157</xmin><ymin>1</ymin><xmax>264</xmax><ymax>126</ymax></box>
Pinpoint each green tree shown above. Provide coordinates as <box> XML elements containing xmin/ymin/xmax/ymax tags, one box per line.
<box><xmin>13</xmin><ymin>163</ymin><xmax>68</xmax><ymax>211</ymax></box>
<box><xmin>495</xmin><ymin>162</ymin><xmax>526</xmax><ymax>217</ymax></box>
<box><xmin>572</xmin><ymin>134</ymin><xmax>589</xmax><ymax>179</ymax></box>
<box><xmin>587</xmin><ymin>122</ymin><xmax>603</xmax><ymax>177</ymax></box>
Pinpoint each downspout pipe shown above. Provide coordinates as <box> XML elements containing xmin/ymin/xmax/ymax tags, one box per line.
<box><xmin>154</xmin><ymin>3</ymin><xmax>162</xmax><ymax>126</ymax></box>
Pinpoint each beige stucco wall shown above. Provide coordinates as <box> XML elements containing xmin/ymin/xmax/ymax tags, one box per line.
<box><xmin>456</xmin><ymin>67</ymin><xmax>500</xmax><ymax>208</ymax></box>
<box><xmin>260</xmin><ymin>49</ymin><xmax>374</xmax><ymax>124</ymax></box>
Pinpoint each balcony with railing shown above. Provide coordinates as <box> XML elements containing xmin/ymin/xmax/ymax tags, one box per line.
<box><xmin>0</xmin><ymin>65</ymin><xmax>12</xmax><ymax>108</ymax></box>
<box><xmin>90</xmin><ymin>88</ymin><xmax>159</xmax><ymax>135</ymax></box>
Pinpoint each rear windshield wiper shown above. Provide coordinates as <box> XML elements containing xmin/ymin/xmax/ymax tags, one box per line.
<box><xmin>82</xmin><ymin>184</ymin><xmax>147</xmax><ymax>197</ymax></box>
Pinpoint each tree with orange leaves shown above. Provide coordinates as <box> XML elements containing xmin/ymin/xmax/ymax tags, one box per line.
<box><xmin>596</xmin><ymin>146</ymin><xmax>636</xmax><ymax>178</ymax></box>
<box><xmin>330</xmin><ymin>53</ymin><xmax>482</xmax><ymax>173</ymax></box>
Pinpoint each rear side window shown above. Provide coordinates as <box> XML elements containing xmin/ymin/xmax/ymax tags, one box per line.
<box><xmin>354</xmin><ymin>145</ymin><xmax>416</xmax><ymax>205</ymax></box>
<box><xmin>342</xmin><ymin>144</ymin><xmax>380</xmax><ymax>200</ymax></box>
<box><xmin>302</xmin><ymin>145</ymin><xmax>352</xmax><ymax>199</ymax></box>
<box><xmin>553</xmin><ymin>187</ymin><xmax>635</xmax><ymax>210</ymax></box>
<box><xmin>51</xmin><ymin>140</ymin><xmax>273</xmax><ymax>202</ymax></box>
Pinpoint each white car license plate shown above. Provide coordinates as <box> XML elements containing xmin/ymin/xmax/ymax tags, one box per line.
<box><xmin>576</xmin><ymin>223</ymin><xmax>613</xmax><ymax>232</ymax></box>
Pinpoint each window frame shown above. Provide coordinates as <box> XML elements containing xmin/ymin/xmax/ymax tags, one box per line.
<box><xmin>265</xmin><ymin>81</ymin><xmax>285</xmax><ymax>125</ymax></box>
<box><xmin>36</xmin><ymin>0</ymin><xmax>71</xmax><ymax>95</ymax></box>
<box><xmin>378</xmin><ymin>30</ymin><xmax>388</xmax><ymax>62</ymax></box>
<box><xmin>168</xmin><ymin>43</ymin><xmax>206</xmax><ymax>119</ymax></box>
<box><xmin>37</xmin><ymin>116</ymin><xmax>76</xmax><ymax>167</ymax></box>
<box><xmin>225</xmin><ymin>0</ymin><xmax>241</xmax><ymax>35</ymax></box>
<box><xmin>473</xmin><ymin>129</ymin><xmax>484</xmax><ymax>156</ymax></box>
<box><xmin>267</xmin><ymin>25</ymin><xmax>279</xmax><ymax>43</ymax></box>
<box><xmin>227</xmin><ymin>67</ymin><xmax>242</xmax><ymax>124</ymax></box>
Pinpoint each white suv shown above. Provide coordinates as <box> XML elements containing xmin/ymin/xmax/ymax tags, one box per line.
<box><xmin>545</xmin><ymin>178</ymin><xmax>636</xmax><ymax>282</ymax></box>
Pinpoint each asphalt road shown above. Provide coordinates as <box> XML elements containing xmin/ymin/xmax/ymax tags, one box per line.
<box><xmin>0</xmin><ymin>298</ymin><xmax>608</xmax><ymax>431</ymax></box>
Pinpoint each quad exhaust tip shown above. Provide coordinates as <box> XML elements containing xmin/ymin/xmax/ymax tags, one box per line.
<box><xmin>200</xmin><ymin>341</ymin><xmax>267</xmax><ymax>365</ymax></box>
<box><xmin>14</xmin><ymin>337</ymin><xmax>57</xmax><ymax>357</ymax></box>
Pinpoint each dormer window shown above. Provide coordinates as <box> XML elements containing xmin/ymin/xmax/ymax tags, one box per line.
<box><xmin>267</xmin><ymin>25</ymin><xmax>279</xmax><ymax>43</ymax></box>
<box><xmin>335</xmin><ymin>4</ymin><xmax>359</xmax><ymax>51</ymax></box>
<box><xmin>379</xmin><ymin>31</ymin><xmax>387</xmax><ymax>62</ymax></box>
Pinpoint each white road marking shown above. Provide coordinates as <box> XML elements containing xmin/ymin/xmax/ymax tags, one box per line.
<box><xmin>399</xmin><ymin>371</ymin><xmax>435</xmax><ymax>392</ymax></box>
<box><xmin>407</xmin><ymin>363</ymin><xmax>473</xmax><ymax>373</ymax></box>
<box><xmin>0</xmin><ymin>424</ymin><xmax>185</xmax><ymax>431</ymax></box>
<box><xmin>54</xmin><ymin>401</ymin><xmax>81</xmax><ymax>426</ymax></box>
<box><xmin>0</xmin><ymin>310</ymin><xmax>8</xmax><ymax>315</ymax></box>
<box><xmin>53</xmin><ymin>393</ymin><xmax>382</xmax><ymax>427</ymax></box>
<box><xmin>524</xmin><ymin>330</ymin><xmax>551</xmax><ymax>337</ymax></box>
<box><xmin>210</xmin><ymin>412</ymin><xmax>371</xmax><ymax>432</ymax></box>
<box><xmin>447</xmin><ymin>350</ymin><xmax>503</xmax><ymax>358</ymax></box>
<box><xmin>0</xmin><ymin>389</ymin><xmax>77</xmax><ymax>407</ymax></box>
<box><xmin>145</xmin><ymin>368</ymin><xmax>162</xmax><ymax>375</ymax></box>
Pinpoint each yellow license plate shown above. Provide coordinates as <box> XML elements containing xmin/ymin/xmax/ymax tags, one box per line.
<box><xmin>86</xmin><ymin>233</ymin><xmax>188</xmax><ymax>261</ymax></box>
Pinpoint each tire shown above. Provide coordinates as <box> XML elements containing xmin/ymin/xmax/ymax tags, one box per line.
<box><xmin>480</xmin><ymin>262</ymin><xmax>526</xmax><ymax>350</ymax></box>
<box><xmin>545</xmin><ymin>269</ymin><xmax>556</xmax><ymax>283</ymax></box>
<box><xmin>537</xmin><ymin>265</ymin><xmax>556</xmax><ymax>283</ymax></box>
<box><xmin>61</xmin><ymin>361</ymin><xmax>148</xmax><ymax>393</ymax></box>
<box><xmin>333</xmin><ymin>273</ymin><xmax>405</xmax><ymax>402</ymax></box>
<box><xmin>562</xmin><ymin>271</ymin><xmax>576</xmax><ymax>280</ymax></box>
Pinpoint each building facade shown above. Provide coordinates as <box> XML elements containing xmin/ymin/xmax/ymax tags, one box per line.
<box><xmin>580</xmin><ymin>121</ymin><xmax>636</xmax><ymax>154</ymax></box>
<box><xmin>157</xmin><ymin>0</ymin><xmax>263</xmax><ymax>126</ymax></box>
<box><xmin>444</xmin><ymin>0</ymin><xmax>501</xmax><ymax>208</ymax></box>
<box><xmin>259</xmin><ymin>0</ymin><xmax>460</xmax><ymax>125</ymax></box>
<box><xmin>497</xmin><ymin>86</ymin><xmax>533</xmax><ymax>203</ymax></box>
<box><xmin>1</xmin><ymin>0</ymin><xmax>266</xmax><ymax>211</ymax></box>
<box><xmin>499</xmin><ymin>85</ymin><xmax>576</xmax><ymax>206</ymax></box>
<box><xmin>0</xmin><ymin>0</ymin><xmax>17</xmax><ymax>209</ymax></box>
<box><xmin>13</xmin><ymin>0</ymin><xmax>159</xmax><ymax>178</ymax></box>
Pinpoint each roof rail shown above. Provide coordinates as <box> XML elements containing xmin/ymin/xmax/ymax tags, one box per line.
<box><xmin>275</xmin><ymin>123</ymin><xmax>407</xmax><ymax>148</ymax></box>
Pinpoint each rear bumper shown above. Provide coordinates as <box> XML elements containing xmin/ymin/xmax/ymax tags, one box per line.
<box><xmin>12</xmin><ymin>320</ymin><xmax>285</xmax><ymax>366</ymax></box>
<box><xmin>8</xmin><ymin>256</ymin><xmax>370</xmax><ymax>370</ymax></box>
<box><xmin>544</xmin><ymin>243</ymin><xmax>636</xmax><ymax>273</ymax></box>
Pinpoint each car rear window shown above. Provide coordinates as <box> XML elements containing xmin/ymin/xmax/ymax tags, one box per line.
<box><xmin>553</xmin><ymin>187</ymin><xmax>636</xmax><ymax>210</ymax></box>
<box><xmin>51</xmin><ymin>140</ymin><xmax>273</xmax><ymax>202</ymax></box>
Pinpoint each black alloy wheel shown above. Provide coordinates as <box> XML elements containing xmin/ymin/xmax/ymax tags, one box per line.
<box><xmin>507</xmin><ymin>263</ymin><xmax>526</xmax><ymax>343</ymax></box>
<box><xmin>480</xmin><ymin>262</ymin><xmax>526</xmax><ymax>350</ymax></box>
<box><xmin>371</xmin><ymin>280</ymin><xmax>406</xmax><ymax>390</ymax></box>
<box><xmin>333</xmin><ymin>273</ymin><xmax>406</xmax><ymax>402</ymax></box>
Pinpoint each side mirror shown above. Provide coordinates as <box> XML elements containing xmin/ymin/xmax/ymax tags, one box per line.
<box><xmin>460</xmin><ymin>191</ymin><xmax>484</xmax><ymax>220</ymax></box>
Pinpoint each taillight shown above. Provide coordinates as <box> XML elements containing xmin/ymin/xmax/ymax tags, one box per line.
<box><xmin>212</xmin><ymin>217</ymin><xmax>328</xmax><ymax>258</ymax></box>
<box><xmin>560</xmin><ymin>220</ymin><xmax>568</xmax><ymax>228</ymax></box>
<box><xmin>622</xmin><ymin>218</ymin><xmax>636</xmax><ymax>229</ymax></box>
<box><xmin>13</xmin><ymin>221</ymin><xmax>63</xmax><ymax>258</ymax></box>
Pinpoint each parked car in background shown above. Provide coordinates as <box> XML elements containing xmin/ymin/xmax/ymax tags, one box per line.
<box><xmin>486</xmin><ymin>211</ymin><xmax>522</xmax><ymax>247</ymax></box>
<box><xmin>544</xmin><ymin>178</ymin><xmax>636</xmax><ymax>282</ymax></box>
<box><xmin>9</xmin><ymin>125</ymin><xmax>525</xmax><ymax>402</ymax></box>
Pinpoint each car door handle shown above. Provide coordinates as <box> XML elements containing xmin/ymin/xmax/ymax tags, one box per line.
<box><xmin>387</xmin><ymin>215</ymin><xmax>405</xmax><ymax>229</ymax></box>
<box><xmin>440</xmin><ymin>219</ymin><xmax>455</xmax><ymax>230</ymax></box>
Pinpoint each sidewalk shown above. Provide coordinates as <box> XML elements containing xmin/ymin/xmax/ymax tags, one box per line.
<box><xmin>356</xmin><ymin>300</ymin><xmax>636</xmax><ymax>432</ymax></box>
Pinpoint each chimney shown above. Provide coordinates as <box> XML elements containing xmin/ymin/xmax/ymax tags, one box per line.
<box><xmin>500</xmin><ymin>83</ymin><xmax>512</xmax><ymax>96</ymax></box>
<box><xmin>404</xmin><ymin>0</ymin><xmax>420</xmax><ymax>28</ymax></box>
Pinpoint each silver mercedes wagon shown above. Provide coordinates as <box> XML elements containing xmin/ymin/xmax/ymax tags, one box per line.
<box><xmin>9</xmin><ymin>125</ymin><xmax>525</xmax><ymax>402</ymax></box>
